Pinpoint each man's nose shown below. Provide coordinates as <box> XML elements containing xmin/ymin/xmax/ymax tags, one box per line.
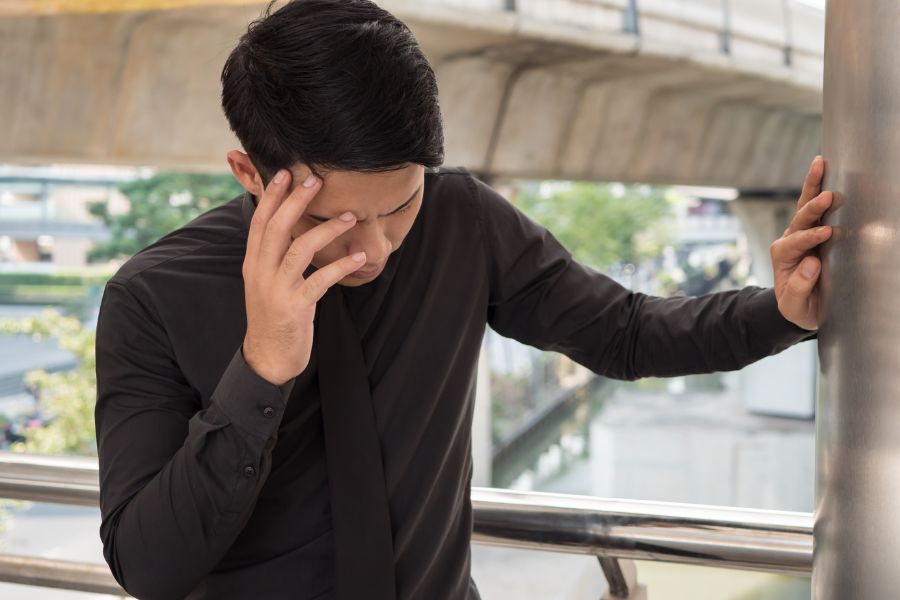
<box><xmin>347</xmin><ymin>224</ymin><xmax>392</xmax><ymax>266</ymax></box>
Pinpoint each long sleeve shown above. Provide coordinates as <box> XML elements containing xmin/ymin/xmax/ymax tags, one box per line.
<box><xmin>467</xmin><ymin>175</ymin><xmax>817</xmax><ymax>381</ymax></box>
<box><xmin>94</xmin><ymin>279</ymin><xmax>296</xmax><ymax>599</ymax></box>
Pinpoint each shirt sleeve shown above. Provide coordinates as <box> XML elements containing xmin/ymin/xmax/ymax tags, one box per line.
<box><xmin>94</xmin><ymin>278</ymin><xmax>296</xmax><ymax>600</ymax></box>
<box><xmin>466</xmin><ymin>174</ymin><xmax>817</xmax><ymax>382</ymax></box>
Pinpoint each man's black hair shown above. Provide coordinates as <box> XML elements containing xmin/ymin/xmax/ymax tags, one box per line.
<box><xmin>221</xmin><ymin>0</ymin><xmax>445</xmax><ymax>186</ymax></box>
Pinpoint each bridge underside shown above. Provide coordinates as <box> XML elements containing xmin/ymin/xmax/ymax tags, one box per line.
<box><xmin>0</xmin><ymin>1</ymin><xmax>823</xmax><ymax>188</ymax></box>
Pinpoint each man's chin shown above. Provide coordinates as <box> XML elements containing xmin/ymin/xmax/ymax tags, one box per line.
<box><xmin>338</xmin><ymin>270</ymin><xmax>380</xmax><ymax>286</ymax></box>
<box><xmin>338</xmin><ymin>278</ymin><xmax>369</xmax><ymax>287</ymax></box>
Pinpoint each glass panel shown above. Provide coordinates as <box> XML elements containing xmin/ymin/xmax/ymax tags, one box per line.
<box><xmin>471</xmin><ymin>546</ymin><xmax>812</xmax><ymax>599</ymax></box>
<box><xmin>634</xmin><ymin>561</ymin><xmax>810</xmax><ymax>600</ymax></box>
<box><xmin>0</xmin><ymin>501</ymin><xmax>113</xmax><ymax>599</ymax></box>
<box><xmin>484</xmin><ymin>179</ymin><xmax>814</xmax><ymax>513</ymax></box>
<box><xmin>472</xmin><ymin>179</ymin><xmax>813</xmax><ymax>597</ymax></box>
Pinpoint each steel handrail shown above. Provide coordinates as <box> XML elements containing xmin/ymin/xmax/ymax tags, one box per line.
<box><xmin>0</xmin><ymin>451</ymin><xmax>814</xmax><ymax>597</ymax></box>
<box><xmin>472</xmin><ymin>487</ymin><xmax>812</xmax><ymax>576</ymax></box>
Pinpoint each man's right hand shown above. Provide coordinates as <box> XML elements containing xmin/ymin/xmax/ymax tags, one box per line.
<box><xmin>241</xmin><ymin>168</ymin><xmax>365</xmax><ymax>387</ymax></box>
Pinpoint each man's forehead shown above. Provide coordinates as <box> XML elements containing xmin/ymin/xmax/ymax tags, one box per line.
<box><xmin>294</xmin><ymin>168</ymin><xmax>424</xmax><ymax>220</ymax></box>
<box><xmin>295</xmin><ymin>163</ymin><xmax>418</xmax><ymax>188</ymax></box>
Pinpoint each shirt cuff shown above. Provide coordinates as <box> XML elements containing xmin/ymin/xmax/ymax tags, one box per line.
<box><xmin>208</xmin><ymin>344</ymin><xmax>296</xmax><ymax>441</ymax></box>
<box><xmin>746</xmin><ymin>287</ymin><xmax>818</xmax><ymax>351</ymax></box>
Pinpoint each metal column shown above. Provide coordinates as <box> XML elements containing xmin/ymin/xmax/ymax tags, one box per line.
<box><xmin>816</xmin><ymin>1</ymin><xmax>900</xmax><ymax>598</ymax></box>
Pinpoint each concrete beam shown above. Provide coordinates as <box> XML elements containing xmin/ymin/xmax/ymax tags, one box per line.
<box><xmin>0</xmin><ymin>0</ymin><xmax>264</xmax><ymax>17</ymax></box>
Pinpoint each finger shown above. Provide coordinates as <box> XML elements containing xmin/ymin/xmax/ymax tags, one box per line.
<box><xmin>785</xmin><ymin>191</ymin><xmax>833</xmax><ymax>236</ymax></box>
<box><xmin>299</xmin><ymin>252</ymin><xmax>367</xmax><ymax>303</ymax></box>
<box><xmin>779</xmin><ymin>255</ymin><xmax>821</xmax><ymax>326</ymax></box>
<box><xmin>246</xmin><ymin>169</ymin><xmax>292</xmax><ymax>269</ymax></box>
<box><xmin>279</xmin><ymin>212</ymin><xmax>358</xmax><ymax>282</ymax></box>
<box><xmin>797</xmin><ymin>155</ymin><xmax>824</xmax><ymax>209</ymax></box>
<box><xmin>771</xmin><ymin>225</ymin><xmax>832</xmax><ymax>265</ymax></box>
<box><xmin>259</xmin><ymin>171</ymin><xmax>322</xmax><ymax>273</ymax></box>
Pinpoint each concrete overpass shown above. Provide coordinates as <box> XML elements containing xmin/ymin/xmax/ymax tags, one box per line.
<box><xmin>0</xmin><ymin>0</ymin><xmax>824</xmax><ymax>189</ymax></box>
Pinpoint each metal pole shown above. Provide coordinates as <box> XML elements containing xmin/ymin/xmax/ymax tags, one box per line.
<box><xmin>0</xmin><ymin>554</ymin><xmax>127</xmax><ymax>596</ymax></box>
<box><xmin>623</xmin><ymin>0</ymin><xmax>640</xmax><ymax>36</ymax></box>
<box><xmin>816</xmin><ymin>1</ymin><xmax>900</xmax><ymax>598</ymax></box>
<box><xmin>598</xmin><ymin>557</ymin><xmax>647</xmax><ymax>599</ymax></box>
<box><xmin>720</xmin><ymin>0</ymin><xmax>732</xmax><ymax>55</ymax></box>
<box><xmin>781</xmin><ymin>0</ymin><xmax>793</xmax><ymax>66</ymax></box>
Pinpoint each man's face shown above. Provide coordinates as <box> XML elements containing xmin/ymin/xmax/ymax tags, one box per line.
<box><xmin>285</xmin><ymin>163</ymin><xmax>425</xmax><ymax>287</ymax></box>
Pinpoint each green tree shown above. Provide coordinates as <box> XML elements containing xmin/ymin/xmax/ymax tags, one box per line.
<box><xmin>0</xmin><ymin>308</ymin><xmax>97</xmax><ymax>456</ymax></box>
<box><xmin>86</xmin><ymin>172</ymin><xmax>244</xmax><ymax>262</ymax></box>
<box><xmin>513</xmin><ymin>181</ymin><xmax>673</xmax><ymax>270</ymax></box>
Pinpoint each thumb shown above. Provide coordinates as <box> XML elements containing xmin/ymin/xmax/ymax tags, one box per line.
<box><xmin>781</xmin><ymin>255</ymin><xmax>820</xmax><ymax>321</ymax></box>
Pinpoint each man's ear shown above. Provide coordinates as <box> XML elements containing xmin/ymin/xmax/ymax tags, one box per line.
<box><xmin>226</xmin><ymin>150</ymin><xmax>264</xmax><ymax>197</ymax></box>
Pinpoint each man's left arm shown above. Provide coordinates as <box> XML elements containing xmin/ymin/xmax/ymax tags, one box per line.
<box><xmin>468</xmin><ymin>159</ymin><xmax>829</xmax><ymax>382</ymax></box>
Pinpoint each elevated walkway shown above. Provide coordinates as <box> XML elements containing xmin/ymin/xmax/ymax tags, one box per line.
<box><xmin>1</xmin><ymin>0</ymin><xmax>824</xmax><ymax>188</ymax></box>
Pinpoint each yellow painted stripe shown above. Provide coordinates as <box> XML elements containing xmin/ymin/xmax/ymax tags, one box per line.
<box><xmin>0</xmin><ymin>0</ymin><xmax>271</xmax><ymax>17</ymax></box>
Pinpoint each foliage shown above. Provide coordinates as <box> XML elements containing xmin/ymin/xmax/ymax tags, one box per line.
<box><xmin>86</xmin><ymin>172</ymin><xmax>244</xmax><ymax>262</ymax></box>
<box><xmin>0</xmin><ymin>272</ymin><xmax>112</xmax><ymax>286</ymax></box>
<box><xmin>0</xmin><ymin>284</ymin><xmax>91</xmax><ymax>305</ymax></box>
<box><xmin>0</xmin><ymin>272</ymin><xmax>114</xmax><ymax>305</ymax></box>
<box><xmin>513</xmin><ymin>181</ymin><xmax>673</xmax><ymax>270</ymax></box>
<box><xmin>0</xmin><ymin>308</ymin><xmax>97</xmax><ymax>456</ymax></box>
<box><xmin>0</xmin><ymin>499</ymin><xmax>28</xmax><ymax>549</ymax></box>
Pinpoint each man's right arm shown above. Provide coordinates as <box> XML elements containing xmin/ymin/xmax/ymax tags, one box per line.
<box><xmin>95</xmin><ymin>279</ymin><xmax>294</xmax><ymax>600</ymax></box>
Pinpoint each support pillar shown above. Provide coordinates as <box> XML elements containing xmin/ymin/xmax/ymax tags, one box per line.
<box><xmin>815</xmin><ymin>1</ymin><xmax>900</xmax><ymax>597</ymax></box>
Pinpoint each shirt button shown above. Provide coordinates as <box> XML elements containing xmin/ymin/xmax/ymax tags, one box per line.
<box><xmin>243</xmin><ymin>465</ymin><xmax>256</xmax><ymax>478</ymax></box>
<box><xmin>262</xmin><ymin>406</ymin><xmax>276</xmax><ymax>418</ymax></box>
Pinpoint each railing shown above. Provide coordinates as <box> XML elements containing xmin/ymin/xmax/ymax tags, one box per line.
<box><xmin>425</xmin><ymin>0</ymin><xmax>824</xmax><ymax>74</ymax></box>
<box><xmin>0</xmin><ymin>452</ymin><xmax>813</xmax><ymax>599</ymax></box>
<box><xmin>0</xmin><ymin>219</ymin><xmax>112</xmax><ymax>241</ymax></box>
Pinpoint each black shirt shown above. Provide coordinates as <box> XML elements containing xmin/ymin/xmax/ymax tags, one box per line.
<box><xmin>94</xmin><ymin>166</ymin><xmax>816</xmax><ymax>600</ymax></box>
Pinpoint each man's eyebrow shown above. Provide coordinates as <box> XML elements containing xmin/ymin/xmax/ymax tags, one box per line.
<box><xmin>306</xmin><ymin>184</ymin><xmax>423</xmax><ymax>222</ymax></box>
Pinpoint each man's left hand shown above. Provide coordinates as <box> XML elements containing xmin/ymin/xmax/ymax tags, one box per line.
<box><xmin>770</xmin><ymin>155</ymin><xmax>833</xmax><ymax>331</ymax></box>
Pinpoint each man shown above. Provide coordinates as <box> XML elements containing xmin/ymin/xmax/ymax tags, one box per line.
<box><xmin>93</xmin><ymin>1</ymin><xmax>831</xmax><ymax>599</ymax></box>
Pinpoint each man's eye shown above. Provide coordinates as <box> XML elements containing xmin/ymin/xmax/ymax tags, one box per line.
<box><xmin>394</xmin><ymin>204</ymin><xmax>412</xmax><ymax>216</ymax></box>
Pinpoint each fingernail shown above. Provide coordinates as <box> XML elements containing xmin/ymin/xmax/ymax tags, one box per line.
<box><xmin>273</xmin><ymin>170</ymin><xmax>286</xmax><ymax>184</ymax></box>
<box><xmin>351</xmin><ymin>252</ymin><xmax>366</xmax><ymax>262</ymax></box>
<box><xmin>303</xmin><ymin>174</ymin><xmax>318</xmax><ymax>188</ymax></box>
<box><xmin>339</xmin><ymin>212</ymin><xmax>355</xmax><ymax>222</ymax></box>
<box><xmin>801</xmin><ymin>260</ymin><xmax>818</xmax><ymax>279</ymax></box>
<box><xmin>817</xmin><ymin>225</ymin><xmax>830</xmax><ymax>234</ymax></box>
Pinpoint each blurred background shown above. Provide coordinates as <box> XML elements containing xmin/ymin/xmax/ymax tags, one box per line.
<box><xmin>0</xmin><ymin>0</ymin><xmax>826</xmax><ymax>598</ymax></box>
